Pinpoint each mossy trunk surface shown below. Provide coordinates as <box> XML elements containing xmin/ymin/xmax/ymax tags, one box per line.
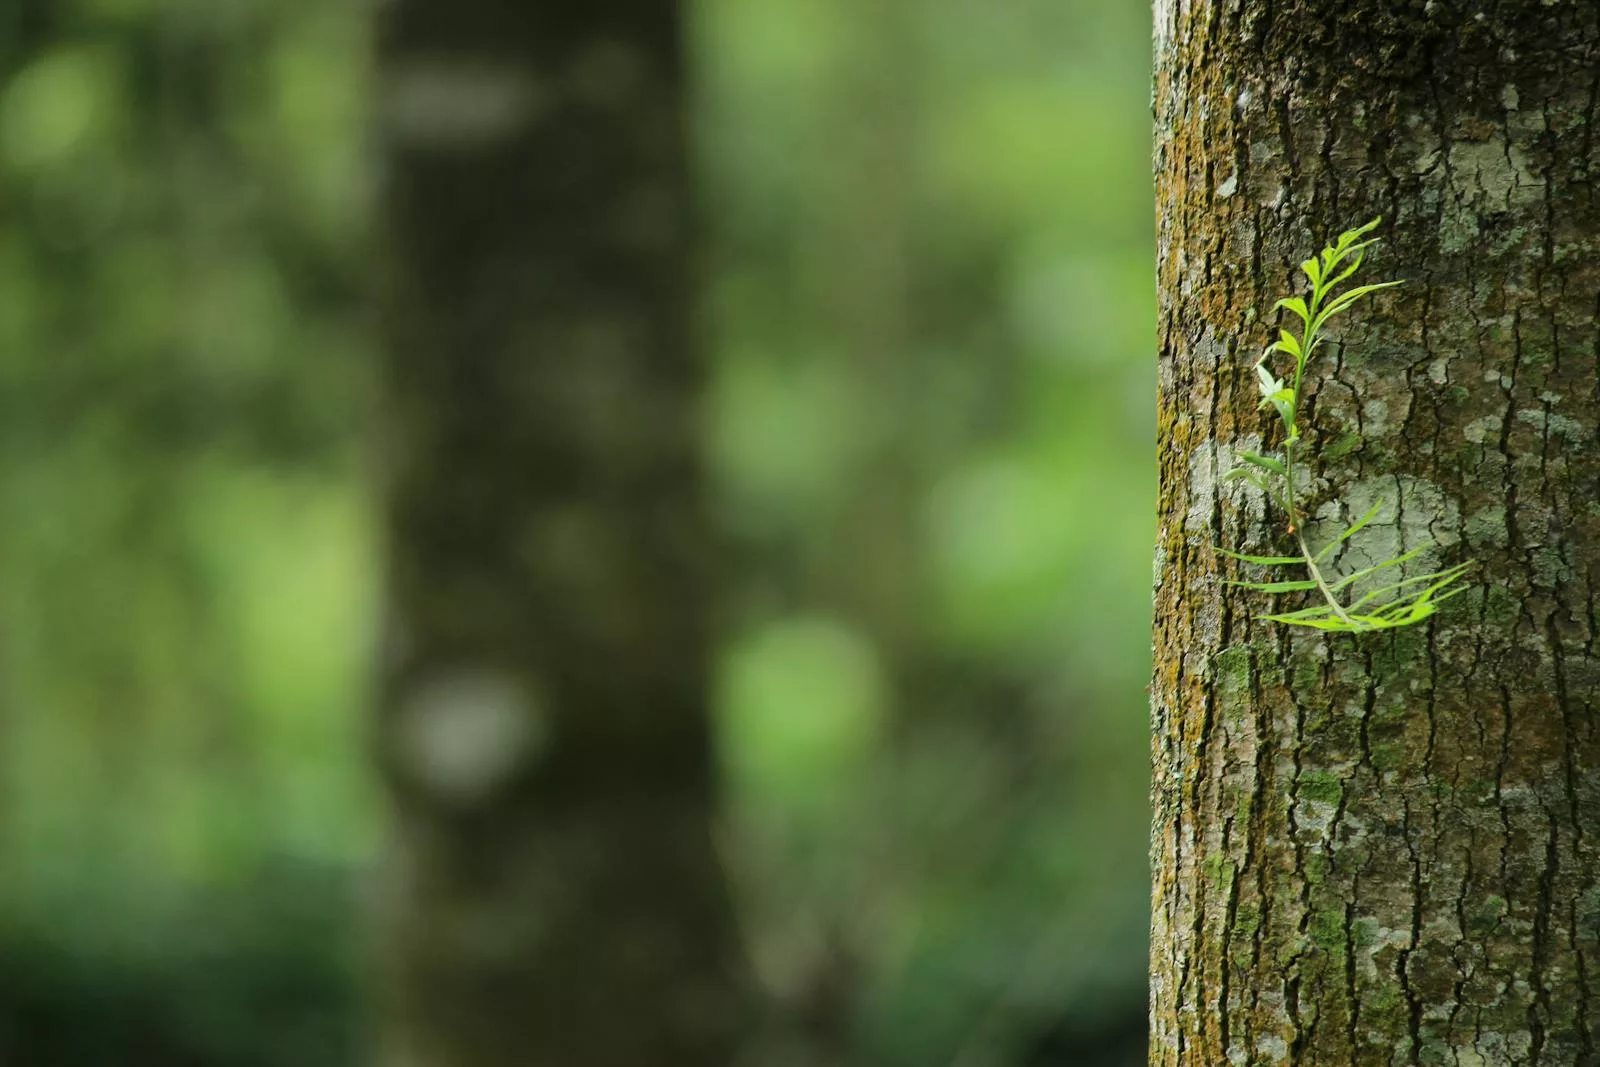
<box><xmin>373</xmin><ymin>4</ymin><xmax>745</xmax><ymax>1066</ymax></box>
<box><xmin>1151</xmin><ymin>3</ymin><xmax>1600</xmax><ymax>1064</ymax></box>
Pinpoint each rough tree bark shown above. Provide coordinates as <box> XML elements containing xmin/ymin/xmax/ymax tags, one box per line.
<box><xmin>373</xmin><ymin>4</ymin><xmax>745</xmax><ymax>1065</ymax></box>
<box><xmin>1151</xmin><ymin>3</ymin><xmax>1600</xmax><ymax>1064</ymax></box>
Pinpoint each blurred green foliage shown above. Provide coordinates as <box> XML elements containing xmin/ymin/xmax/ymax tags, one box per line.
<box><xmin>0</xmin><ymin>0</ymin><xmax>1153</xmax><ymax>1063</ymax></box>
<box><xmin>698</xmin><ymin>0</ymin><xmax>1154</xmax><ymax>1062</ymax></box>
<box><xmin>0</xmin><ymin>2</ymin><xmax>374</xmax><ymax>1061</ymax></box>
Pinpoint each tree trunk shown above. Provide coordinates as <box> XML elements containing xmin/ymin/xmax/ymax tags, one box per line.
<box><xmin>372</xmin><ymin>4</ymin><xmax>745</xmax><ymax>1066</ymax></box>
<box><xmin>1151</xmin><ymin>4</ymin><xmax>1600</xmax><ymax>1064</ymax></box>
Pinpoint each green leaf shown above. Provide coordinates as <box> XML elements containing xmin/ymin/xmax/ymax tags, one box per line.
<box><xmin>1260</xmin><ymin>607</ymin><xmax>1353</xmax><ymax>630</ymax></box>
<box><xmin>1266</xmin><ymin>608</ymin><xmax>1412</xmax><ymax>632</ymax></box>
<box><xmin>1221</xmin><ymin>467</ymin><xmax>1267</xmax><ymax>492</ymax></box>
<box><xmin>1370</xmin><ymin>565</ymin><xmax>1476</xmax><ymax>617</ymax></box>
<box><xmin>1261</xmin><ymin>388</ymin><xmax>1296</xmax><ymax>429</ymax></box>
<box><xmin>1266</xmin><ymin>616</ymin><xmax>1358</xmax><ymax>631</ymax></box>
<box><xmin>1274</xmin><ymin>329</ymin><xmax>1303</xmax><ymax>359</ymax></box>
<box><xmin>1345</xmin><ymin>562</ymin><xmax>1476</xmax><ymax>611</ymax></box>
<box><xmin>1334</xmin><ymin>217</ymin><xmax>1383</xmax><ymax>249</ymax></box>
<box><xmin>1312</xmin><ymin>500</ymin><xmax>1385</xmax><ymax>561</ymax></box>
<box><xmin>1256</xmin><ymin>359</ymin><xmax>1283</xmax><ymax>395</ymax></box>
<box><xmin>1225</xmin><ymin>578</ymin><xmax>1319</xmax><ymax>592</ymax></box>
<box><xmin>1217</xmin><ymin>548</ymin><xmax>1303</xmax><ymax>566</ymax></box>
<box><xmin>1328</xmin><ymin>545</ymin><xmax>1431</xmax><ymax>592</ymax></box>
<box><xmin>1260</xmin><ymin>604</ymin><xmax>1340</xmax><ymax>621</ymax></box>
<box><xmin>1322</xmin><ymin>249</ymin><xmax>1368</xmax><ymax>292</ymax></box>
<box><xmin>1236</xmin><ymin>451</ymin><xmax>1285</xmax><ymax>475</ymax></box>
<box><xmin>1310</xmin><ymin>280</ymin><xmax>1403</xmax><ymax>334</ymax></box>
<box><xmin>1274</xmin><ymin>296</ymin><xmax>1310</xmax><ymax>325</ymax></box>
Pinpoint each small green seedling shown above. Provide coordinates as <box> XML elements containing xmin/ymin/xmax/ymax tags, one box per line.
<box><xmin>1222</xmin><ymin>219</ymin><xmax>1474</xmax><ymax>633</ymax></box>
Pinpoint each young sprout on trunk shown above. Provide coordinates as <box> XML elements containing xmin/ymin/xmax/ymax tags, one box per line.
<box><xmin>1220</xmin><ymin>218</ymin><xmax>1475</xmax><ymax>633</ymax></box>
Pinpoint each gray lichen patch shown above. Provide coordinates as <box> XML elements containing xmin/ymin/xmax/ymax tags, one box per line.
<box><xmin>1193</xmin><ymin>434</ymin><xmax>1271</xmax><ymax>534</ymax></box>
<box><xmin>1307</xmin><ymin>475</ymin><xmax>1464</xmax><ymax>593</ymax></box>
<box><xmin>1516</xmin><ymin>407</ymin><xmax>1589</xmax><ymax>442</ymax></box>
<box><xmin>1448</xmin><ymin>139</ymin><xmax>1542</xmax><ymax>209</ymax></box>
<box><xmin>1359</xmin><ymin>395</ymin><xmax>1393</xmax><ymax>438</ymax></box>
<box><xmin>1462</xmin><ymin>415</ymin><xmax>1505</xmax><ymax>444</ymax></box>
<box><xmin>1185</xmin><ymin>440</ymin><xmax>1221</xmax><ymax>535</ymax></box>
<box><xmin>1465</xmin><ymin>505</ymin><xmax>1510</xmax><ymax>548</ymax></box>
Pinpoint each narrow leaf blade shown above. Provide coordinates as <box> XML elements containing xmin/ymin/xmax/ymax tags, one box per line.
<box><xmin>1217</xmin><ymin>548</ymin><xmax>1303</xmax><ymax>566</ymax></box>
<box><xmin>1225</xmin><ymin>578</ymin><xmax>1320</xmax><ymax>592</ymax></box>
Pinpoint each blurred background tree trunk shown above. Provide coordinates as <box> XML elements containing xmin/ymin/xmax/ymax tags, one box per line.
<box><xmin>1152</xmin><ymin>3</ymin><xmax>1600</xmax><ymax>1063</ymax></box>
<box><xmin>372</xmin><ymin>3</ymin><xmax>746</xmax><ymax>1065</ymax></box>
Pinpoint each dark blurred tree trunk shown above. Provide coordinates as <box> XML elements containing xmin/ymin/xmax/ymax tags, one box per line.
<box><xmin>814</xmin><ymin>0</ymin><xmax>919</xmax><ymax>672</ymax></box>
<box><xmin>1152</xmin><ymin>3</ymin><xmax>1600</xmax><ymax>1064</ymax></box>
<box><xmin>373</xmin><ymin>4</ymin><xmax>745</xmax><ymax>1066</ymax></box>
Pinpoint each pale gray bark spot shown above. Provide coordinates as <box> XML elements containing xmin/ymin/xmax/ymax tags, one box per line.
<box><xmin>1185</xmin><ymin>440</ymin><xmax>1220</xmax><ymax>535</ymax></box>
<box><xmin>1463</xmin><ymin>413</ymin><xmax>1505</xmax><ymax>442</ymax></box>
<box><xmin>382</xmin><ymin>61</ymin><xmax>547</xmax><ymax>150</ymax></box>
<box><xmin>1217</xmin><ymin>432</ymin><xmax>1270</xmax><ymax>523</ymax></box>
<box><xmin>1153</xmin><ymin>0</ymin><xmax>1175</xmax><ymax>49</ymax></box>
<box><xmin>395</xmin><ymin>668</ymin><xmax>547</xmax><ymax>805</ymax></box>
<box><xmin>1361</xmin><ymin>395</ymin><xmax>1392</xmax><ymax>437</ymax></box>
<box><xmin>1254</xmin><ymin>1034</ymin><xmax>1289</xmax><ymax>1063</ymax></box>
<box><xmin>1465</xmin><ymin>505</ymin><xmax>1510</xmax><ymax>548</ymax></box>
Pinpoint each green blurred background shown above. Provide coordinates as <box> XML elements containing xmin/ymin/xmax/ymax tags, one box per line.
<box><xmin>0</xmin><ymin>1</ymin><xmax>1153</xmax><ymax>1064</ymax></box>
